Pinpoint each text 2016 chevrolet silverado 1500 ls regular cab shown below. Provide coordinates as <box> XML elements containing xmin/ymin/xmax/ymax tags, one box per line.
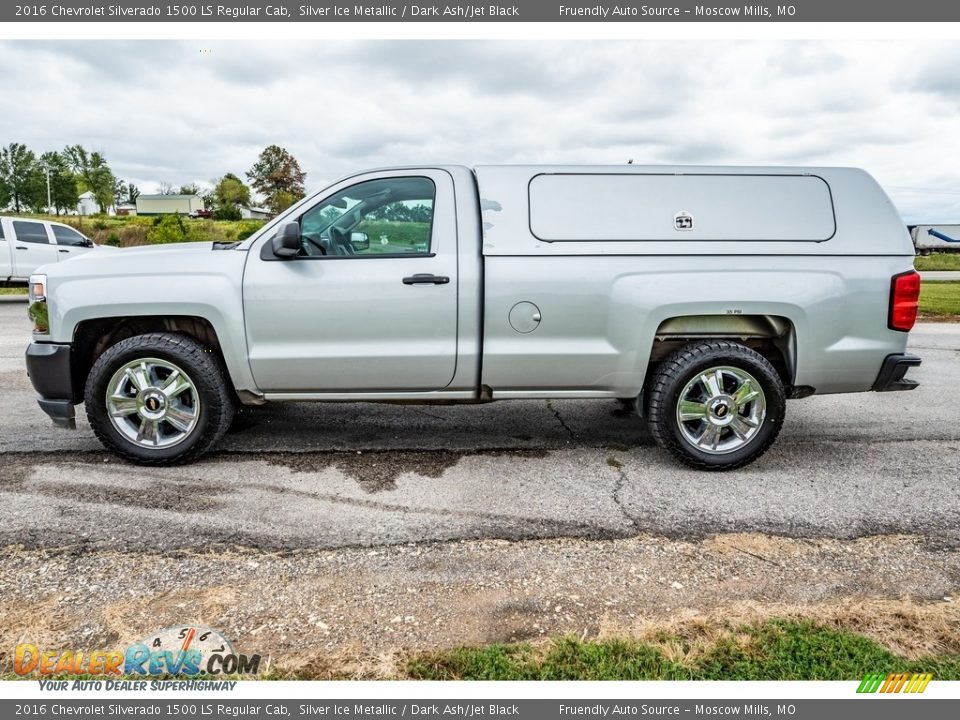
<box><xmin>24</xmin><ymin>165</ymin><xmax>922</xmax><ymax>469</ymax></box>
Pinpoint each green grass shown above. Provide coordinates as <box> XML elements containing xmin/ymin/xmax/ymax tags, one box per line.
<box><xmin>919</xmin><ymin>281</ymin><xmax>960</xmax><ymax>317</ymax></box>
<box><xmin>406</xmin><ymin>620</ymin><xmax>960</xmax><ymax>681</ymax></box>
<box><xmin>915</xmin><ymin>253</ymin><xmax>960</xmax><ymax>271</ymax></box>
<box><xmin>0</xmin><ymin>287</ymin><xmax>27</xmax><ymax>295</ymax></box>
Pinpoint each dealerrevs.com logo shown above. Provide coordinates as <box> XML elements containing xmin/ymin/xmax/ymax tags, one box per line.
<box><xmin>14</xmin><ymin>626</ymin><xmax>263</xmax><ymax>677</ymax></box>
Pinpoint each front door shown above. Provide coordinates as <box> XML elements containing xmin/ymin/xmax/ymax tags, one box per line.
<box><xmin>11</xmin><ymin>220</ymin><xmax>59</xmax><ymax>277</ymax></box>
<box><xmin>50</xmin><ymin>223</ymin><xmax>95</xmax><ymax>259</ymax></box>
<box><xmin>242</xmin><ymin>170</ymin><xmax>458</xmax><ymax>392</ymax></box>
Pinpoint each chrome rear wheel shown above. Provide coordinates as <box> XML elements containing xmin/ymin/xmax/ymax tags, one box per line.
<box><xmin>675</xmin><ymin>366</ymin><xmax>767</xmax><ymax>454</ymax></box>
<box><xmin>646</xmin><ymin>341</ymin><xmax>786</xmax><ymax>471</ymax></box>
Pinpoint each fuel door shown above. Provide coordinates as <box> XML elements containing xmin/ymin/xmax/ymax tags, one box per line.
<box><xmin>508</xmin><ymin>301</ymin><xmax>542</xmax><ymax>334</ymax></box>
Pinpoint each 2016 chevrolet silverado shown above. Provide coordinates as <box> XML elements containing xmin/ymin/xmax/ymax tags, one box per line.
<box><xmin>24</xmin><ymin>165</ymin><xmax>922</xmax><ymax>469</ymax></box>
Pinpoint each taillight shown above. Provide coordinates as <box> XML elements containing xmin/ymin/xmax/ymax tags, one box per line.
<box><xmin>889</xmin><ymin>270</ymin><xmax>921</xmax><ymax>332</ymax></box>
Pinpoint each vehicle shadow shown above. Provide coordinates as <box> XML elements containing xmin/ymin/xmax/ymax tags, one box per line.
<box><xmin>221</xmin><ymin>398</ymin><xmax>655</xmax><ymax>452</ymax></box>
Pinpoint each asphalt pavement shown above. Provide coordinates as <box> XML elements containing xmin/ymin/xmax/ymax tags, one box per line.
<box><xmin>0</xmin><ymin>303</ymin><xmax>957</xmax><ymax>553</ymax></box>
<box><xmin>920</xmin><ymin>271</ymin><xmax>960</xmax><ymax>281</ymax></box>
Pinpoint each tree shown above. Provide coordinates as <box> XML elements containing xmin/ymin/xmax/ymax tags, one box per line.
<box><xmin>212</xmin><ymin>172</ymin><xmax>251</xmax><ymax>220</ymax></box>
<box><xmin>178</xmin><ymin>183</ymin><xmax>200</xmax><ymax>196</ymax></box>
<box><xmin>0</xmin><ymin>142</ymin><xmax>38</xmax><ymax>213</ymax></box>
<box><xmin>246</xmin><ymin>145</ymin><xmax>306</xmax><ymax>214</ymax></box>
<box><xmin>114</xmin><ymin>179</ymin><xmax>141</xmax><ymax>207</ymax></box>
<box><xmin>63</xmin><ymin>145</ymin><xmax>116</xmax><ymax>213</ymax></box>
<box><xmin>157</xmin><ymin>181</ymin><xmax>176</xmax><ymax>196</ymax></box>
<box><xmin>114</xmin><ymin>179</ymin><xmax>127</xmax><ymax>207</ymax></box>
<box><xmin>23</xmin><ymin>164</ymin><xmax>51</xmax><ymax>213</ymax></box>
<box><xmin>39</xmin><ymin>151</ymin><xmax>79</xmax><ymax>215</ymax></box>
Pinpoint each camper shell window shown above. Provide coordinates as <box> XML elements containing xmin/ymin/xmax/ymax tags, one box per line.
<box><xmin>528</xmin><ymin>173</ymin><xmax>837</xmax><ymax>242</ymax></box>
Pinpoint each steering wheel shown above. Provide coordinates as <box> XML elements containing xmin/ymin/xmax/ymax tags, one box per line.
<box><xmin>301</xmin><ymin>233</ymin><xmax>327</xmax><ymax>256</ymax></box>
<box><xmin>329</xmin><ymin>227</ymin><xmax>353</xmax><ymax>255</ymax></box>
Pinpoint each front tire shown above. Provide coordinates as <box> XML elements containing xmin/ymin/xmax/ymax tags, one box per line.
<box><xmin>646</xmin><ymin>341</ymin><xmax>786</xmax><ymax>470</ymax></box>
<box><xmin>84</xmin><ymin>332</ymin><xmax>235</xmax><ymax>465</ymax></box>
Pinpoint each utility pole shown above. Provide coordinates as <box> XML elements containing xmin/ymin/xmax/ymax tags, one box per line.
<box><xmin>44</xmin><ymin>167</ymin><xmax>52</xmax><ymax>214</ymax></box>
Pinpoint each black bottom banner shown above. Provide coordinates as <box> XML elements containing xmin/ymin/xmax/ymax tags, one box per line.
<box><xmin>2</xmin><ymin>699</ymin><xmax>957</xmax><ymax>720</ymax></box>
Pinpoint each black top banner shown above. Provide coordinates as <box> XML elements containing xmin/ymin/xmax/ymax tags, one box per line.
<box><xmin>6</xmin><ymin>0</ymin><xmax>960</xmax><ymax>22</ymax></box>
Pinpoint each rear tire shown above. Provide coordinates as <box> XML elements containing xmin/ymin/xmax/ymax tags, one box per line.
<box><xmin>646</xmin><ymin>341</ymin><xmax>785</xmax><ymax>470</ymax></box>
<box><xmin>84</xmin><ymin>332</ymin><xmax>234</xmax><ymax>465</ymax></box>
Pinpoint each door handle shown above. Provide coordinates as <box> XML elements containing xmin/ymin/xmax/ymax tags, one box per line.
<box><xmin>402</xmin><ymin>274</ymin><xmax>450</xmax><ymax>285</ymax></box>
<box><xmin>59</xmin><ymin>249</ymin><xmax>70</xmax><ymax>253</ymax></box>
<box><xmin>16</xmin><ymin>246</ymin><xmax>27</xmax><ymax>251</ymax></box>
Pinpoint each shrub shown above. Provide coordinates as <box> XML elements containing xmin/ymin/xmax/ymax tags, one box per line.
<box><xmin>146</xmin><ymin>214</ymin><xmax>189</xmax><ymax>244</ymax></box>
<box><xmin>104</xmin><ymin>232</ymin><xmax>121</xmax><ymax>247</ymax></box>
<box><xmin>119</xmin><ymin>225</ymin><xmax>148</xmax><ymax>247</ymax></box>
<box><xmin>213</xmin><ymin>204</ymin><xmax>242</xmax><ymax>221</ymax></box>
<box><xmin>185</xmin><ymin>219</ymin><xmax>228</xmax><ymax>244</ymax></box>
<box><xmin>231</xmin><ymin>220</ymin><xmax>266</xmax><ymax>241</ymax></box>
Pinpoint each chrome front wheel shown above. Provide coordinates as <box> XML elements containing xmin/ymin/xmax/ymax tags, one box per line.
<box><xmin>105</xmin><ymin>357</ymin><xmax>201</xmax><ymax>449</ymax></box>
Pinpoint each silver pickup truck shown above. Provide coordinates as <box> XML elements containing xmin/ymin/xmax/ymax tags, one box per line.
<box><xmin>24</xmin><ymin>164</ymin><xmax>921</xmax><ymax>470</ymax></box>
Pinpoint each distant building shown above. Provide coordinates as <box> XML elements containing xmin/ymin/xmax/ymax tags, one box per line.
<box><xmin>77</xmin><ymin>191</ymin><xmax>100</xmax><ymax>216</ymax></box>
<box><xmin>240</xmin><ymin>206</ymin><xmax>271</xmax><ymax>220</ymax></box>
<box><xmin>115</xmin><ymin>203</ymin><xmax>137</xmax><ymax>216</ymax></box>
<box><xmin>136</xmin><ymin>194</ymin><xmax>205</xmax><ymax>216</ymax></box>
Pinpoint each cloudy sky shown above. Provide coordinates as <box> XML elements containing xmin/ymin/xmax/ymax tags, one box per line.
<box><xmin>1</xmin><ymin>39</ymin><xmax>959</xmax><ymax>221</ymax></box>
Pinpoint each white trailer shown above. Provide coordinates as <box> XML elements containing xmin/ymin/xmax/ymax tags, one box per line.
<box><xmin>911</xmin><ymin>224</ymin><xmax>960</xmax><ymax>253</ymax></box>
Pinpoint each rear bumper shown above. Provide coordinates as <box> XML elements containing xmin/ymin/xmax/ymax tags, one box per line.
<box><xmin>25</xmin><ymin>342</ymin><xmax>78</xmax><ymax>429</ymax></box>
<box><xmin>872</xmin><ymin>353</ymin><xmax>922</xmax><ymax>392</ymax></box>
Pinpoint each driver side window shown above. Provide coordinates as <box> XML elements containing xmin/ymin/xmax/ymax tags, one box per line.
<box><xmin>299</xmin><ymin>176</ymin><xmax>436</xmax><ymax>257</ymax></box>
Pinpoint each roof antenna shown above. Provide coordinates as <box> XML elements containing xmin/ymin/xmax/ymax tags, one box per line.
<box><xmin>627</xmin><ymin>158</ymin><xmax>634</xmax><ymax>164</ymax></box>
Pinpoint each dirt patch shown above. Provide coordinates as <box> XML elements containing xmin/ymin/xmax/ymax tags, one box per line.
<box><xmin>0</xmin><ymin>533</ymin><xmax>956</xmax><ymax>678</ymax></box>
<box><xmin>255</xmin><ymin>449</ymin><xmax>548</xmax><ymax>493</ymax></box>
<box><xmin>0</xmin><ymin>452</ymin><xmax>114</xmax><ymax>488</ymax></box>
<box><xmin>27</xmin><ymin>478</ymin><xmax>231</xmax><ymax>513</ymax></box>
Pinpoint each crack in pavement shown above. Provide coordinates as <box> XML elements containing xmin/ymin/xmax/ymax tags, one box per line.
<box><xmin>546</xmin><ymin>400</ymin><xmax>576</xmax><ymax>441</ymax></box>
<box><xmin>608</xmin><ymin>457</ymin><xmax>643</xmax><ymax>533</ymax></box>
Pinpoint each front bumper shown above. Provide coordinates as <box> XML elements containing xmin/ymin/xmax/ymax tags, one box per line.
<box><xmin>25</xmin><ymin>342</ymin><xmax>78</xmax><ymax>429</ymax></box>
<box><xmin>872</xmin><ymin>353</ymin><xmax>922</xmax><ymax>392</ymax></box>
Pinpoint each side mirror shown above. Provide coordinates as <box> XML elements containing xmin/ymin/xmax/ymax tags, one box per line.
<box><xmin>350</xmin><ymin>231</ymin><xmax>369</xmax><ymax>251</ymax></box>
<box><xmin>271</xmin><ymin>222</ymin><xmax>301</xmax><ymax>258</ymax></box>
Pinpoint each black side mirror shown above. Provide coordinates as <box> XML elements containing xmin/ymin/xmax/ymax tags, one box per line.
<box><xmin>350</xmin><ymin>231</ymin><xmax>369</xmax><ymax>251</ymax></box>
<box><xmin>271</xmin><ymin>222</ymin><xmax>301</xmax><ymax>258</ymax></box>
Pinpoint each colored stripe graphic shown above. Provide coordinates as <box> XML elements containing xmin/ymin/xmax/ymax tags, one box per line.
<box><xmin>857</xmin><ymin>672</ymin><xmax>932</xmax><ymax>694</ymax></box>
<box><xmin>856</xmin><ymin>672</ymin><xmax>885</xmax><ymax>693</ymax></box>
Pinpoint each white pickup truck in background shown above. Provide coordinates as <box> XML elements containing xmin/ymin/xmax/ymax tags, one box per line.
<box><xmin>1</xmin><ymin>216</ymin><xmax>104</xmax><ymax>285</ymax></box>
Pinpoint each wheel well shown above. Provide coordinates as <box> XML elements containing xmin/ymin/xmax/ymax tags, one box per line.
<box><xmin>648</xmin><ymin>314</ymin><xmax>796</xmax><ymax>388</ymax></box>
<box><xmin>72</xmin><ymin>316</ymin><xmax>223</xmax><ymax>402</ymax></box>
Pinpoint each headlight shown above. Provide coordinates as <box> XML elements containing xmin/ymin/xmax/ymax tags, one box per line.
<box><xmin>29</xmin><ymin>274</ymin><xmax>46</xmax><ymax>303</ymax></box>
<box><xmin>28</xmin><ymin>274</ymin><xmax>49</xmax><ymax>334</ymax></box>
